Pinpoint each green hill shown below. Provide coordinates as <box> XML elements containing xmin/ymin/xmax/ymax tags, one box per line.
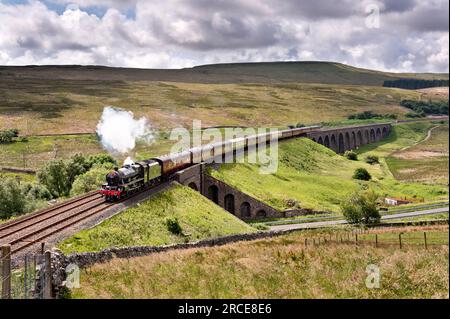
<box><xmin>1</xmin><ymin>61</ymin><xmax>447</xmax><ymax>85</ymax></box>
<box><xmin>58</xmin><ymin>183</ymin><xmax>256</xmax><ymax>254</ymax></box>
<box><xmin>209</xmin><ymin>121</ymin><xmax>448</xmax><ymax>213</ymax></box>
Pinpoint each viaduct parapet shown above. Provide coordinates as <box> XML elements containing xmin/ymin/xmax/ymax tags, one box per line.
<box><xmin>175</xmin><ymin>122</ymin><xmax>392</xmax><ymax>220</ymax></box>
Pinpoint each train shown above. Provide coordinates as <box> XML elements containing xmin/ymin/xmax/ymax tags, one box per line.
<box><xmin>100</xmin><ymin>125</ymin><xmax>320</xmax><ymax>201</ymax></box>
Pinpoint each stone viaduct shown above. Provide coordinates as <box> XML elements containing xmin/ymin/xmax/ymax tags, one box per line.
<box><xmin>306</xmin><ymin>123</ymin><xmax>391</xmax><ymax>153</ymax></box>
<box><xmin>175</xmin><ymin>122</ymin><xmax>392</xmax><ymax>220</ymax></box>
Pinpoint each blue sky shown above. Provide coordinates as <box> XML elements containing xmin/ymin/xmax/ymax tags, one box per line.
<box><xmin>0</xmin><ymin>0</ymin><xmax>448</xmax><ymax>72</ymax></box>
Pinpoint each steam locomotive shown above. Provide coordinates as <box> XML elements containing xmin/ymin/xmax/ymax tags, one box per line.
<box><xmin>100</xmin><ymin>125</ymin><xmax>320</xmax><ymax>201</ymax></box>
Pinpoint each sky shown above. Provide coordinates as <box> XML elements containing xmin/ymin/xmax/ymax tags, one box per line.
<box><xmin>0</xmin><ymin>0</ymin><xmax>448</xmax><ymax>72</ymax></box>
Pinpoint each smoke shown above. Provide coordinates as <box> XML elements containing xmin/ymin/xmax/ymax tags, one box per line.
<box><xmin>123</xmin><ymin>156</ymin><xmax>135</xmax><ymax>166</ymax></box>
<box><xmin>96</xmin><ymin>106</ymin><xmax>155</xmax><ymax>154</ymax></box>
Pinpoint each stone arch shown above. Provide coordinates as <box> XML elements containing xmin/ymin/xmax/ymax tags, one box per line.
<box><xmin>376</xmin><ymin>128</ymin><xmax>382</xmax><ymax>140</ymax></box>
<box><xmin>345</xmin><ymin>132</ymin><xmax>351</xmax><ymax>151</ymax></box>
<box><xmin>351</xmin><ymin>131</ymin><xmax>356</xmax><ymax>149</ymax></box>
<box><xmin>330</xmin><ymin>134</ymin><xmax>337</xmax><ymax>152</ymax></box>
<box><xmin>370</xmin><ymin>129</ymin><xmax>376</xmax><ymax>143</ymax></box>
<box><xmin>224</xmin><ymin>194</ymin><xmax>235</xmax><ymax>214</ymax></box>
<box><xmin>317</xmin><ymin>136</ymin><xmax>324</xmax><ymax>145</ymax></box>
<box><xmin>364</xmin><ymin>130</ymin><xmax>370</xmax><ymax>144</ymax></box>
<box><xmin>357</xmin><ymin>131</ymin><xmax>363</xmax><ymax>147</ymax></box>
<box><xmin>382</xmin><ymin>127</ymin><xmax>388</xmax><ymax>138</ymax></box>
<box><xmin>239</xmin><ymin>202</ymin><xmax>251</xmax><ymax>218</ymax></box>
<box><xmin>256</xmin><ymin>209</ymin><xmax>267</xmax><ymax>218</ymax></box>
<box><xmin>188</xmin><ymin>182</ymin><xmax>198</xmax><ymax>191</ymax></box>
<box><xmin>324</xmin><ymin>135</ymin><xmax>330</xmax><ymax>148</ymax></box>
<box><xmin>338</xmin><ymin>133</ymin><xmax>345</xmax><ymax>153</ymax></box>
<box><xmin>208</xmin><ymin>185</ymin><xmax>219</xmax><ymax>204</ymax></box>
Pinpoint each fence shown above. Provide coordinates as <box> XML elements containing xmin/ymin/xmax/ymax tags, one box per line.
<box><xmin>302</xmin><ymin>228</ymin><xmax>447</xmax><ymax>250</ymax></box>
<box><xmin>1</xmin><ymin>245</ymin><xmax>53</xmax><ymax>299</ymax></box>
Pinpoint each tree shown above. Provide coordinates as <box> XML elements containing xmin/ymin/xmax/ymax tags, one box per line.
<box><xmin>341</xmin><ymin>191</ymin><xmax>381</xmax><ymax>224</ymax></box>
<box><xmin>87</xmin><ymin>154</ymin><xmax>117</xmax><ymax>168</ymax></box>
<box><xmin>66</xmin><ymin>154</ymin><xmax>89</xmax><ymax>187</ymax></box>
<box><xmin>353</xmin><ymin>168</ymin><xmax>371</xmax><ymax>181</ymax></box>
<box><xmin>37</xmin><ymin>159</ymin><xmax>70</xmax><ymax>197</ymax></box>
<box><xmin>0</xmin><ymin>177</ymin><xmax>26</xmax><ymax>219</ymax></box>
<box><xmin>70</xmin><ymin>163</ymin><xmax>113</xmax><ymax>196</ymax></box>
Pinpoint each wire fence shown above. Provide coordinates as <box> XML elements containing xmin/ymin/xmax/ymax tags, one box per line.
<box><xmin>303</xmin><ymin>228</ymin><xmax>449</xmax><ymax>249</ymax></box>
<box><xmin>1</xmin><ymin>246</ymin><xmax>49</xmax><ymax>299</ymax></box>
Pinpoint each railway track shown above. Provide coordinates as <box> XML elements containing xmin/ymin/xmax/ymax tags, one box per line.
<box><xmin>0</xmin><ymin>182</ymin><xmax>170</xmax><ymax>255</ymax></box>
<box><xmin>0</xmin><ymin>191</ymin><xmax>111</xmax><ymax>254</ymax></box>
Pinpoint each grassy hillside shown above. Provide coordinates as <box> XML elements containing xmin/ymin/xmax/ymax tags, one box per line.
<box><xmin>209</xmin><ymin>122</ymin><xmax>448</xmax><ymax>213</ymax></box>
<box><xmin>58</xmin><ymin>183</ymin><xmax>255</xmax><ymax>254</ymax></box>
<box><xmin>0</xmin><ymin>78</ymin><xmax>420</xmax><ymax>136</ymax></box>
<box><xmin>386</xmin><ymin>123</ymin><xmax>449</xmax><ymax>185</ymax></box>
<box><xmin>69</xmin><ymin>226</ymin><xmax>449</xmax><ymax>299</ymax></box>
<box><xmin>2</xmin><ymin>62</ymin><xmax>447</xmax><ymax>84</ymax></box>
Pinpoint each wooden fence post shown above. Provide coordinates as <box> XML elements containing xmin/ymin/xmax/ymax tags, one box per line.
<box><xmin>1</xmin><ymin>245</ymin><xmax>11</xmax><ymax>299</ymax></box>
<box><xmin>43</xmin><ymin>251</ymin><xmax>52</xmax><ymax>299</ymax></box>
<box><xmin>305</xmin><ymin>238</ymin><xmax>308</xmax><ymax>247</ymax></box>
<box><xmin>355</xmin><ymin>234</ymin><xmax>358</xmax><ymax>246</ymax></box>
<box><xmin>375</xmin><ymin>234</ymin><xmax>378</xmax><ymax>248</ymax></box>
<box><xmin>399</xmin><ymin>233</ymin><xmax>402</xmax><ymax>249</ymax></box>
<box><xmin>424</xmin><ymin>232</ymin><xmax>427</xmax><ymax>250</ymax></box>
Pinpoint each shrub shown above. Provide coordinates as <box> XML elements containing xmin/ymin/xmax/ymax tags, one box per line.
<box><xmin>341</xmin><ymin>190</ymin><xmax>381</xmax><ymax>224</ymax></box>
<box><xmin>365</xmin><ymin>155</ymin><xmax>379</xmax><ymax>165</ymax></box>
<box><xmin>22</xmin><ymin>183</ymin><xmax>53</xmax><ymax>201</ymax></box>
<box><xmin>353</xmin><ymin>168</ymin><xmax>371</xmax><ymax>181</ymax></box>
<box><xmin>166</xmin><ymin>217</ymin><xmax>183</xmax><ymax>235</ymax></box>
<box><xmin>37</xmin><ymin>159</ymin><xmax>70</xmax><ymax>197</ymax></box>
<box><xmin>344</xmin><ymin>150</ymin><xmax>358</xmax><ymax>161</ymax></box>
<box><xmin>0</xmin><ymin>177</ymin><xmax>27</xmax><ymax>219</ymax></box>
<box><xmin>87</xmin><ymin>154</ymin><xmax>117</xmax><ymax>168</ymax></box>
<box><xmin>70</xmin><ymin>163</ymin><xmax>113</xmax><ymax>196</ymax></box>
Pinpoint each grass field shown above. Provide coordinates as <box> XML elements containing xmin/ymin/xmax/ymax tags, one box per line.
<box><xmin>209</xmin><ymin>122</ymin><xmax>448</xmax><ymax>213</ymax></box>
<box><xmin>0</xmin><ymin>63</ymin><xmax>432</xmax><ymax>135</ymax></box>
<box><xmin>68</xmin><ymin>226</ymin><xmax>449</xmax><ymax>299</ymax></box>
<box><xmin>386</xmin><ymin>123</ymin><xmax>449</xmax><ymax>184</ymax></box>
<box><xmin>58</xmin><ymin>183</ymin><xmax>256</xmax><ymax>254</ymax></box>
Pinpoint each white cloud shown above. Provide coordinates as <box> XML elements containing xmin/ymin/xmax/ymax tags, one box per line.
<box><xmin>0</xmin><ymin>0</ymin><xmax>448</xmax><ymax>72</ymax></box>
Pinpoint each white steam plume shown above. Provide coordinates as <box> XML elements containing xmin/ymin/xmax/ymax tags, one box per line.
<box><xmin>96</xmin><ymin>106</ymin><xmax>155</xmax><ymax>154</ymax></box>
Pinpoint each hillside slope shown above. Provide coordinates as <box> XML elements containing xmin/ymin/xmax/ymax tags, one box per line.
<box><xmin>58</xmin><ymin>183</ymin><xmax>255</xmax><ymax>254</ymax></box>
<box><xmin>1</xmin><ymin>62</ymin><xmax>447</xmax><ymax>85</ymax></box>
<box><xmin>209</xmin><ymin>122</ymin><xmax>448</xmax><ymax>213</ymax></box>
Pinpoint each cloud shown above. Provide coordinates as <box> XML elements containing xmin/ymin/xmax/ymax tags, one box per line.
<box><xmin>0</xmin><ymin>0</ymin><xmax>448</xmax><ymax>72</ymax></box>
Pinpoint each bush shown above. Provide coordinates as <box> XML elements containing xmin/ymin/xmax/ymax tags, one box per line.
<box><xmin>0</xmin><ymin>129</ymin><xmax>17</xmax><ymax>144</ymax></box>
<box><xmin>37</xmin><ymin>159</ymin><xmax>71</xmax><ymax>197</ymax></box>
<box><xmin>344</xmin><ymin>150</ymin><xmax>358</xmax><ymax>160</ymax></box>
<box><xmin>0</xmin><ymin>177</ymin><xmax>27</xmax><ymax>219</ymax></box>
<box><xmin>353</xmin><ymin>168</ymin><xmax>371</xmax><ymax>181</ymax></box>
<box><xmin>365</xmin><ymin>155</ymin><xmax>379</xmax><ymax>165</ymax></box>
<box><xmin>347</xmin><ymin>111</ymin><xmax>397</xmax><ymax>120</ymax></box>
<box><xmin>400</xmin><ymin>99</ymin><xmax>449</xmax><ymax>115</ymax></box>
<box><xmin>70</xmin><ymin>163</ymin><xmax>114</xmax><ymax>196</ymax></box>
<box><xmin>37</xmin><ymin>154</ymin><xmax>117</xmax><ymax>198</ymax></box>
<box><xmin>405</xmin><ymin>111</ymin><xmax>425</xmax><ymax>118</ymax></box>
<box><xmin>87</xmin><ymin>154</ymin><xmax>117</xmax><ymax>168</ymax></box>
<box><xmin>166</xmin><ymin>217</ymin><xmax>183</xmax><ymax>235</ymax></box>
<box><xmin>22</xmin><ymin>183</ymin><xmax>53</xmax><ymax>201</ymax></box>
<box><xmin>341</xmin><ymin>191</ymin><xmax>381</xmax><ymax>224</ymax></box>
